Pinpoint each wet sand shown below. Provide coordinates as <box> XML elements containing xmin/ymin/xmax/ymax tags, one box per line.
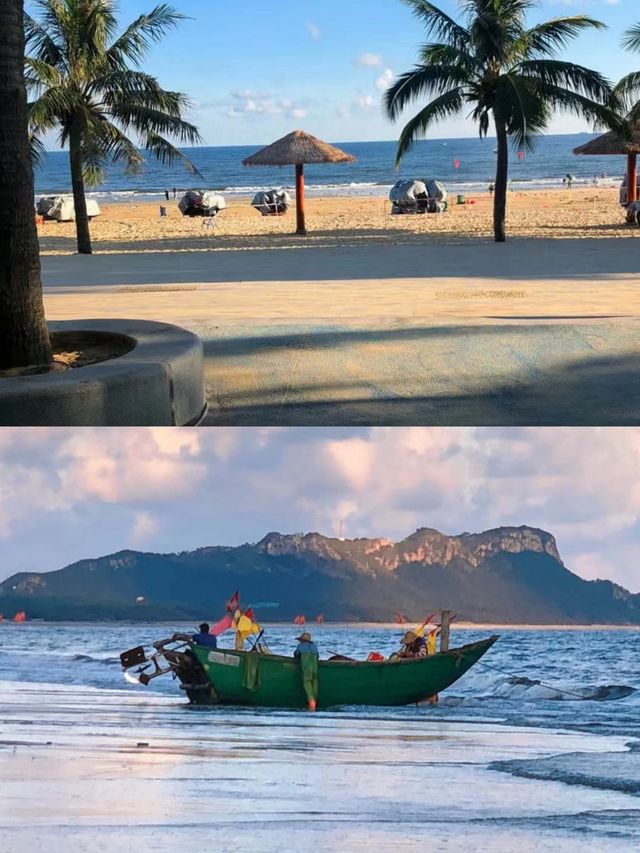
<box><xmin>0</xmin><ymin>680</ymin><xmax>636</xmax><ymax>853</ymax></box>
<box><xmin>36</xmin><ymin>187</ymin><xmax>633</xmax><ymax>255</ymax></box>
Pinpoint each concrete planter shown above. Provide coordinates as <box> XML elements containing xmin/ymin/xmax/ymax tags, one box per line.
<box><xmin>0</xmin><ymin>319</ymin><xmax>206</xmax><ymax>426</ymax></box>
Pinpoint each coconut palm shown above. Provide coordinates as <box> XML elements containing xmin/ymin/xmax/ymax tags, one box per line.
<box><xmin>25</xmin><ymin>0</ymin><xmax>201</xmax><ymax>254</ymax></box>
<box><xmin>0</xmin><ymin>0</ymin><xmax>52</xmax><ymax>369</ymax></box>
<box><xmin>385</xmin><ymin>0</ymin><xmax>621</xmax><ymax>242</ymax></box>
<box><xmin>615</xmin><ymin>23</ymin><xmax>640</xmax><ymax>119</ymax></box>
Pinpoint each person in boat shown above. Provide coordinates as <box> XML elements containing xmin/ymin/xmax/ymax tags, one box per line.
<box><xmin>294</xmin><ymin>631</ymin><xmax>319</xmax><ymax>711</ymax></box>
<box><xmin>192</xmin><ymin>623</ymin><xmax>218</xmax><ymax>648</ymax></box>
<box><xmin>393</xmin><ymin>630</ymin><xmax>427</xmax><ymax>659</ymax></box>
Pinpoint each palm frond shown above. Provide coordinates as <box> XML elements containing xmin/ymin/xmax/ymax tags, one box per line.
<box><xmin>516</xmin><ymin>60</ymin><xmax>614</xmax><ymax>104</ymax></box>
<box><xmin>615</xmin><ymin>71</ymin><xmax>640</xmax><ymax>107</ymax></box>
<box><xmin>535</xmin><ymin>84</ymin><xmax>625</xmax><ymax>133</ymax></box>
<box><xmin>418</xmin><ymin>42</ymin><xmax>477</xmax><ymax>71</ymax></box>
<box><xmin>516</xmin><ymin>16</ymin><xmax>605</xmax><ymax>58</ymax></box>
<box><xmin>385</xmin><ymin>64</ymin><xmax>468</xmax><ymax>121</ymax></box>
<box><xmin>23</xmin><ymin>11</ymin><xmax>64</xmax><ymax>67</ymax></box>
<box><xmin>107</xmin><ymin>4</ymin><xmax>186</xmax><ymax>69</ymax></box>
<box><xmin>495</xmin><ymin>74</ymin><xmax>551</xmax><ymax>152</ymax></box>
<box><xmin>29</xmin><ymin>88</ymin><xmax>78</xmax><ymax>134</ymax></box>
<box><xmin>400</xmin><ymin>0</ymin><xmax>469</xmax><ymax>47</ymax></box>
<box><xmin>90</xmin><ymin>119</ymin><xmax>146</xmax><ymax>174</ymax></box>
<box><xmin>622</xmin><ymin>23</ymin><xmax>640</xmax><ymax>53</ymax></box>
<box><xmin>395</xmin><ymin>88</ymin><xmax>465</xmax><ymax>163</ymax></box>
<box><xmin>29</xmin><ymin>133</ymin><xmax>47</xmax><ymax>171</ymax></box>
<box><xmin>24</xmin><ymin>57</ymin><xmax>64</xmax><ymax>92</ymax></box>
<box><xmin>110</xmin><ymin>104</ymin><xmax>201</xmax><ymax>146</ymax></box>
<box><xmin>141</xmin><ymin>131</ymin><xmax>201</xmax><ymax>176</ymax></box>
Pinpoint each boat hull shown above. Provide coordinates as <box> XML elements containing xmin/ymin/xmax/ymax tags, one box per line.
<box><xmin>188</xmin><ymin>636</ymin><xmax>498</xmax><ymax>709</ymax></box>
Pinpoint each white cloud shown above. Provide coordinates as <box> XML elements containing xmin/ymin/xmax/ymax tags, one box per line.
<box><xmin>129</xmin><ymin>512</ymin><xmax>159</xmax><ymax>547</ymax></box>
<box><xmin>376</xmin><ymin>68</ymin><xmax>394</xmax><ymax>92</ymax></box>
<box><xmin>355</xmin><ymin>52</ymin><xmax>382</xmax><ymax>67</ymax></box>
<box><xmin>226</xmin><ymin>91</ymin><xmax>309</xmax><ymax>120</ymax></box>
<box><xmin>307</xmin><ymin>21</ymin><xmax>321</xmax><ymax>40</ymax></box>
<box><xmin>357</xmin><ymin>94</ymin><xmax>377</xmax><ymax>110</ymax></box>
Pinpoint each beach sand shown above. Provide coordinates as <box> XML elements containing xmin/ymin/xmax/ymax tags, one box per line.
<box><xmin>36</xmin><ymin>187</ymin><xmax>633</xmax><ymax>255</ymax></box>
<box><xmin>1</xmin><ymin>679</ymin><xmax>637</xmax><ymax>853</ymax></box>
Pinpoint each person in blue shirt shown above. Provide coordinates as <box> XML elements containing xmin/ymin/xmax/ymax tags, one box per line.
<box><xmin>294</xmin><ymin>632</ymin><xmax>319</xmax><ymax>711</ymax></box>
<box><xmin>192</xmin><ymin>622</ymin><xmax>217</xmax><ymax>648</ymax></box>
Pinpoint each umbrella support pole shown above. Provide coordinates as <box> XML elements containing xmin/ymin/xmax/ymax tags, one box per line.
<box><xmin>628</xmin><ymin>154</ymin><xmax>637</xmax><ymax>205</ymax></box>
<box><xmin>295</xmin><ymin>164</ymin><xmax>307</xmax><ymax>235</ymax></box>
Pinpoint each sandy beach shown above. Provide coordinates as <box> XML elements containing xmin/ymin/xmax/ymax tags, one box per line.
<box><xmin>36</xmin><ymin>186</ymin><xmax>634</xmax><ymax>255</ymax></box>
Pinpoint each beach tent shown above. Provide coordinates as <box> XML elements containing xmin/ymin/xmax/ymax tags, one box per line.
<box><xmin>242</xmin><ymin>130</ymin><xmax>356</xmax><ymax>235</ymax></box>
<box><xmin>573</xmin><ymin>124</ymin><xmax>640</xmax><ymax>205</ymax></box>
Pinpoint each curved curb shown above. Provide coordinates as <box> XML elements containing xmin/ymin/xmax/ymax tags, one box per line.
<box><xmin>0</xmin><ymin>319</ymin><xmax>206</xmax><ymax>426</ymax></box>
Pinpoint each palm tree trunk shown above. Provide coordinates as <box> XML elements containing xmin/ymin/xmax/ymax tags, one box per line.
<box><xmin>0</xmin><ymin>0</ymin><xmax>52</xmax><ymax>369</ymax></box>
<box><xmin>493</xmin><ymin>116</ymin><xmax>509</xmax><ymax>243</ymax></box>
<box><xmin>69</xmin><ymin>124</ymin><xmax>92</xmax><ymax>254</ymax></box>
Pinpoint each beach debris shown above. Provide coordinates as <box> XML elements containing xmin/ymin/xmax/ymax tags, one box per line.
<box><xmin>252</xmin><ymin>188</ymin><xmax>292</xmax><ymax>216</ymax></box>
<box><xmin>178</xmin><ymin>190</ymin><xmax>226</xmax><ymax>218</ymax></box>
<box><xmin>136</xmin><ymin>742</ymin><xmax>149</xmax><ymax>748</ymax></box>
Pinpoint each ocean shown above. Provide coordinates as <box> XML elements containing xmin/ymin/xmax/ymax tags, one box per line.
<box><xmin>1</xmin><ymin>624</ymin><xmax>639</xmax><ymax>851</ymax></box>
<box><xmin>34</xmin><ymin>134</ymin><xmax>624</xmax><ymax>203</ymax></box>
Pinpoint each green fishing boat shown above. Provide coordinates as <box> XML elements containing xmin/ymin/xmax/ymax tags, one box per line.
<box><xmin>121</xmin><ymin>634</ymin><xmax>498</xmax><ymax>709</ymax></box>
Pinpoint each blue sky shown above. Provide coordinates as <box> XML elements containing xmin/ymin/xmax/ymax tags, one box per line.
<box><xmin>1</xmin><ymin>427</ymin><xmax>640</xmax><ymax>593</ymax></box>
<box><xmin>40</xmin><ymin>0</ymin><xmax>637</xmax><ymax>146</ymax></box>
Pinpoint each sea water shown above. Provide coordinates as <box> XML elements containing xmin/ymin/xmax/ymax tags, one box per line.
<box><xmin>33</xmin><ymin>135</ymin><xmax>624</xmax><ymax>203</ymax></box>
<box><xmin>0</xmin><ymin>624</ymin><xmax>639</xmax><ymax>851</ymax></box>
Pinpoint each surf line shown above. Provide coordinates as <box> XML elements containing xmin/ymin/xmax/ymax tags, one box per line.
<box><xmin>474</xmin><ymin>660</ymin><xmax>632</xmax><ymax>701</ymax></box>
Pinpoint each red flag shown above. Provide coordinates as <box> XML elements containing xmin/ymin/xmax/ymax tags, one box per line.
<box><xmin>226</xmin><ymin>591</ymin><xmax>239</xmax><ymax>612</ymax></box>
<box><xmin>210</xmin><ymin>613</ymin><xmax>233</xmax><ymax>636</ymax></box>
<box><xmin>244</xmin><ymin>607</ymin><xmax>254</xmax><ymax>621</ymax></box>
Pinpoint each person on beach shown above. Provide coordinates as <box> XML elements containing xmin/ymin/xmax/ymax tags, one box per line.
<box><xmin>173</xmin><ymin>187</ymin><xmax>177</xmax><ymax>198</ymax></box>
<box><xmin>192</xmin><ymin>623</ymin><xmax>217</xmax><ymax>648</ymax></box>
<box><xmin>164</xmin><ymin>189</ymin><xmax>169</xmax><ymax>201</ymax></box>
<box><xmin>564</xmin><ymin>174</ymin><xmax>574</xmax><ymax>190</ymax></box>
<box><xmin>294</xmin><ymin>631</ymin><xmax>319</xmax><ymax>711</ymax></box>
<box><xmin>488</xmin><ymin>183</ymin><xmax>494</xmax><ymax>198</ymax></box>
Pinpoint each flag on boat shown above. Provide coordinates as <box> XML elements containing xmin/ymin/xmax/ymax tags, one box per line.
<box><xmin>232</xmin><ymin>607</ymin><xmax>261</xmax><ymax>649</ymax></box>
<box><xmin>209</xmin><ymin>612</ymin><xmax>233</xmax><ymax>636</ymax></box>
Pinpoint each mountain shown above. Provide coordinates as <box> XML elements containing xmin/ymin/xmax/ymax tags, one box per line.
<box><xmin>1</xmin><ymin>525</ymin><xmax>639</xmax><ymax>623</ymax></box>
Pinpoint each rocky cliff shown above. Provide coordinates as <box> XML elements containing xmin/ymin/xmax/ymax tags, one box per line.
<box><xmin>0</xmin><ymin>525</ymin><xmax>637</xmax><ymax>623</ymax></box>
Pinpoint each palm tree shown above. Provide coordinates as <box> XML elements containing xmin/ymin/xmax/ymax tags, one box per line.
<box><xmin>385</xmin><ymin>0</ymin><xmax>620</xmax><ymax>242</ymax></box>
<box><xmin>0</xmin><ymin>0</ymin><xmax>52</xmax><ymax>369</ymax></box>
<box><xmin>25</xmin><ymin>0</ymin><xmax>201</xmax><ymax>254</ymax></box>
<box><xmin>616</xmin><ymin>23</ymin><xmax>640</xmax><ymax>120</ymax></box>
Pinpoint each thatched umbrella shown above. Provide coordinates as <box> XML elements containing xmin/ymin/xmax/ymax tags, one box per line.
<box><xmin>243</xmin><ymin>130</ymin><xmax>356</xmax><ymax>234</ymax></box>
<box><xmin>573</xmin><ymin>124</ymin><xmax>640</xmax><ymax>204</ymax></box>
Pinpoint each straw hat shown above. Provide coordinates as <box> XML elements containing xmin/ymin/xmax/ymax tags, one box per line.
<box><xmin>296</xmin><ymin>632</ymin><xmax>313</xmax><ymax>642</ymax></box>
<box><xmin>401</xmin><ymin>630</ymin><xmax>418</xmax><ymax>645</ymax></box>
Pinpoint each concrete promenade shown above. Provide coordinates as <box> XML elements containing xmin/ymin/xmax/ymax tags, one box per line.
<box><xmin>41</xmin><ymin>238</ymin><xmax>640</xmax><ymax>425</ymax></box>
